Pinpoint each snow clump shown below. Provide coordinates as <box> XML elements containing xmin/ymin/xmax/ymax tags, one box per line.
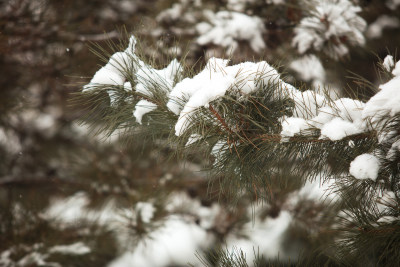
<box><xmin>382</xmin><ymin>55</ymin><xmax>395</xmax><ymax>72</ymax></box>
<box><xmin>156</xmin><ymin>0</ymin><xmax>201</xmax><ymax>24</ymax></box>
<box><xmin>83</xmin><ymin>35</ymin><xmax>182</xmax><ymax>123</ymax></box>
<box><xmin>108</xmin><ymin>216</ymin><xmax>212</xmax><ymax>267</ymax></box>
<box><xmin>196</xmin><ymin>10</ymin><xmax>266</xmax><ymax>53</ymax></box>
<box><xmin>225</xmin><ymin>209</ymin><xmax>293</xmax><ymax>265</ymax></box>
<box><xmin>289</xmin><ymin>54</ymin><xmax>326</xmax><ymax>86</ymax></box>
<box><xmin>362</xmin><ymin>59</ymin><xmax>400</xmax><ymax>127</ymax></box>
<box><xmin>133</xmin><ymin>59</ymin><xmax>182</xmax><ymax>124</ymax></box>
<box><xmin>349</xmin><ymin>153</ymin><xmax>380</xmax><ymax>181</ymax></box>
<box><xmin>48</xmin><ymin>242</ymin><xmax>91</xmax><ymax>255</ymax></box>
<box><xmin>167</xmin><ymin>57</ymin><xmax>280</xmax><ymax>136</ymax></box>
<box><xmin>135</xmin><ymin>202</ymin><xmax>155</xmax><ymax>223</ymax></box>
<box><xmin>366</xmin><ymin>15</ymin><xmax>399</xmax><ymax>39</ymax></box>
<box><xmin>280</xmin><ymin>97</ymin><xmax>367</xmax><ymax>141</ymax></box>
<box><xmin>292</xmin><ymin>0</ymin><xmax>366</xmax><ymax>59</ymax></box>
<box><xmin>83</xmin><ymin>36</ymin><xmax>142</xmax><ymax>105</ymax></box>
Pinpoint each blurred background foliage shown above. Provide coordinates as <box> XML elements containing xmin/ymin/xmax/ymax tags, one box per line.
<box><xmin>1</xmin><ymin>0</ymin><xmax>400</xmax><ymax>266</ymax></box>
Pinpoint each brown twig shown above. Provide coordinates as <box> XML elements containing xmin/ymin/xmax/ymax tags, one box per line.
<box><xmin>209</xmin><ymin>104</ymin><xmax>232</xmax><ymax>133</ymax></box>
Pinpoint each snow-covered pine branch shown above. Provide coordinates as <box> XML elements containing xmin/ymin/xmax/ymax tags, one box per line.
<box><xmin>196</xmin><ymin>10</ymin><xmax>266</xmax><ymax>53</ymax></box>
<box><xmin>82</xmin><ymin>35</ymin><xmax>399</xmax><ymax>190</ymax></box>
<box><xmin>5</xmin><ymin>0</ymin><xmax>400</xmax><ymax>266</ymax></box>
<box><xmin>292</xmin><ymin>0</ymin><xmax>367</xmax><ymax>59</ymax></box>
<box><xmin>80</xmin><ymin>38</ymin><xmax>400</xmax><ymax>266</ymax></box>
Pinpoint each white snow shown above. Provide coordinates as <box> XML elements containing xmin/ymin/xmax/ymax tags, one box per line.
<box><xmin>132</xmin><ymin>58</ymin><xmax>181</xmax><ymax>123</ymax></box>
<box><xmin>392</xmin><ymin>60</ymin><xmax>400</xmax><ymax>77</ymax></box>
<box><xmin>41</xmin><ymin>191</ymin><xmax>222</xmax><ymax>267</ymax></box>
<box><xmin>349</xmin><ymin>153</ymin><xmax>380</xmax><ymax>181</ymax></box>
<box><xmin>225</xmin><ymin>210</ymin><xmax>293</xmax><ymax>265</ymax></box>
<box><xmin>123</xmin><ymin>81</ymin><xmax>132</xmax><ymax>92</ymax></box>
<box><xmin>156</xmin><ymin>0</ymin><xmax>201</xmax><ymax>24</ymax></box>
<box><xmin>320</xmin><ymin>117</ymin><xmax>362</xmax><ymax>140</ymax></box>
<box><xmin>48</xmin><ymin>242</ymin><xmax>91</xmax><ymax>255</ymax></box>
<box><xmin>297</xmin><ymin>177</ymin><xmax>337</xmax><ymax>202</ymax></box>
<box><xmin>167</xmin><ymin>57</ymin><xmax>230</xmax><ymax>116</ymax></box>
<box><xmin>0</xmin><ymin>249</ymin><xmax>13</xmax><ymax>266</ymax></box>
<box><xmin>383</xmin><ymin>55</ymin><xmax>395</xmax><ymax>72</ymax></box>
<box><xmin>286</xmin><ymin>174</ymin><xmax>338</xmax><ymax>212</ymax></box>
<box><xmin>281</xmin><ymin>88</ymin><xmax>327</xmax><ymax>119</ymax></box>
<box><xmin>135</xmin><ymin>202</ymin><xmax>155</xmax><ymax>223</ymax></box>
<box><xmin>17</xmin><ymin>252</ymin><xmax>54</xmax><ymax>267</ymax></box>
<box><xmin>83</xmin><ymin>36</ymin><xmax>143</xmax><ymax>106</ymax></box>
<box><xmin>313</xmin><ymin>97</ymin><xmax>367</xmax><ymax>140</ymax></box>
<box><xmin>280</xmin><ymin>116</ymin><xmax>308</xmax><ymax>140</ymax></box>
<box><xmin>83</xmin><ymin>36</ymin><xmax>400</xmax><ymax>147</ymax></box>
<box><xmin>164</xmin><ymin>54</ymin><xmax>370</xmax><ymax>141</ymax></box>
<box><xmin>366</xmin><ymin>15</ymin><xmax>399</xmax><ymax>39</ymax></box>
<box><xmin>196</xmin><ymin>11</ymin><xmax>266</xmax><ymax>53</ymax></box>
<box><xmin>41</xmin><ymin>192</ymin><xmax>90</xmax><ymax>226</ymax></box>
<box><xmin>156</xmin><ymin>3</ymin><xmax>182</xmax><ymax>22</ymax></box>
<box><xmin>133</xmin><ymin>100</ymin><xmax>157</xmax><ymax>124</ymax></box>
<box><xmin>108</xmin><ymin>216</ymin><xmax>212</xmax><ymax>267</ymax></box>
<box><xmin>185</xmin><ymin>133</ymin><xmax>202</xmax><ymax>146</ymax></box>
<box><xmin>0</xmin><ymin>127</ymin><xmax>22</xmax><ymax>154</ymax></box>
<box><xmin>292</xmin><ymin>0</ymin><xmax>366</xmax><ymax>59</ymax></box>
<box><xmin>0</xmin><ymin>242</ymin><xmax>89</xmax><ymax>267</ymax></box>
<box><xmin>83</xmin><ymin>35</ymin><xmax>183</xmax><ymax>122</ymax></box>
<box><xmin>84</xmin><ymin>52</ymin><xmax>130</xmax><ymax>89</ymax></box>
<box><xmin>363</xmin><ymin>75</ymin><xmax>400</xmax><ymax>125</ymax></box>
<box><xmin>289</xmin><ymin>55</ymin><xmax>326</xmax><ymax>85</ymax></box>
<box><xmin>317</xmin><ymin>98</ymin><xmax>366</xmax><ymax>139</ymax></box>
<box><xmin>135</xmin><ymin>58</ymin><xmax>181</xmax><ymax>97</ymax></box>
<box><xmin>173</xmin><ymin>72</ymin><xmax>235</xmax><ymax>135</ymax></box>
<box><xmin>280</xmin><ymin>96</ymin><xmax>367</xmax><ymax>141</ymax></box>
<box><xmin>165</xmin><ymin>192</ymin><xmax>221</xmax><ymax>229</ymax></box>
<box><xmin>168</xmin><ymin>57</ymin><xmax>280</xmax><ymax>136</ymax></box>
<box><xmin>377</xmin><ymin>215</ymin><xmax>398</xmax><ymax>224</ymax></box>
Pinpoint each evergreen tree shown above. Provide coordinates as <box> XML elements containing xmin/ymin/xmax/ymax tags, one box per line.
<box><xmin>76</xmin><ymin>31</ymin><xmax>400</xmax><ymax>266</ymax></box>
<box><xmin>1</xmin><ymin>0</ymin><xmax>400</xmax><ymax>266</ymax></box>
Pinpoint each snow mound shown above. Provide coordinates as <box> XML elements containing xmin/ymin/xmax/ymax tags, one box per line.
<box><xmin>292</xmin><ymin>0</ymin><xmax>366</xmax><ymax>59</ymax></box>
<box><xmin>196</xmin><ymin>11</ymin><xmax>266</xmax><ymax>53</ymax></box>
<box><xmin>349</xmin><ymin>153</ymin><xmax>380</xmax><ymax>181</ymax></box>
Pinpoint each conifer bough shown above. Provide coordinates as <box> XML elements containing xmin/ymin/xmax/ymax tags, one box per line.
<box><xmin>81</xmin><ymin>36</ymin><xmax>400</xmax><ymax>265</ymax></box>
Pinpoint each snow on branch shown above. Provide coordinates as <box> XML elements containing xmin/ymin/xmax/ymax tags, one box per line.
<box><xmin>83</xmin><ymin>36</ymin><xmax>400</xmax><ymax>184</ymax></box>
<box><xmin>196</xmin><ymin>10</ymin><xmax>266</xmax><ymax>53</ymax></box>
<box><xmin>292</xmin><ymin>0</ymin><xmax>366</xmax><ymax>59</ymax></box>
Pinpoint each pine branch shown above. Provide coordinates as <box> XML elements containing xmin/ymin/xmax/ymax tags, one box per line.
<box><xmin>72</xmin><ymin>31</ymin><xmax>400</xmax><ymax>266</ymax></box>
<box><xmin>209</xmin><ymin>104</ymin><xmax>233</xmax><ymax>134</ymax></box>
